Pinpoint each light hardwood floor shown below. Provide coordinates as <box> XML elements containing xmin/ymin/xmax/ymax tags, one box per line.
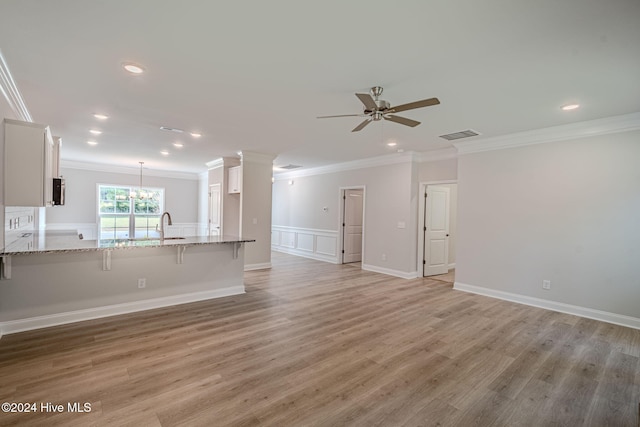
<box><xmin>0</xmin><ymin>252</ymin><xmax>638</xmax><ymax>426</ymax></box>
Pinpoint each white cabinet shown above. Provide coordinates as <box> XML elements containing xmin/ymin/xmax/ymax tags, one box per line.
<box><xmin>52</xmin><ymin>136</ymin><xmax>62</xmax><ymax>178</ymax></box>
<box><xmin>228</xmin><ymin>166</ymin><xmax>242</xmax><ymax>194</ymax></box>
<box><xmin>4</xmin><ymin>118</ymin><xmax>56</xmax><ymax>207</ymax></box>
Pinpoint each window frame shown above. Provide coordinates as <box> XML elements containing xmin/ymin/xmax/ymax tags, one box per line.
<box><xmin>97</xmin><ymin>184</ymin><xmax>165</xmax><ymax>240</ymax></box>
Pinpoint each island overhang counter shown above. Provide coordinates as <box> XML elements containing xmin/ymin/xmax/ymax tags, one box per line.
<box><xmin>0</xmin><ymin>233</ymin><xmax>255</xmax><ymax>336</ymax></box>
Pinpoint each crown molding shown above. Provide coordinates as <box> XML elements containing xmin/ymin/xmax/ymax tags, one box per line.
<box><xmin>454</xmin><ymin>112</ymin><xmax>640</xmax><ymax>155</ymax></box>
<box><xmin>274</xmin><ymin>151</ymin><xmax>420</xmax><ymax>180</ymax></box>
<box><xmin>205</xmin><ymin>158</ymin><xmax>225</xmax><ymax>169</ymax></box>
<box><xmin>0</xmin><ymin>50</ymin><xmax>32</xmax><ymax>122</ymax></box>
<box><xmin>60</xmin><ymin>159</ymin><xmax>199</xmax><ymax>180</ymax></box>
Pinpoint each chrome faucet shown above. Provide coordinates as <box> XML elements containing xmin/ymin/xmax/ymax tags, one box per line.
<box><xmin>157</xmin><ymin>211</ymin><xmax>173</xmax><ymax>240</ymax></box>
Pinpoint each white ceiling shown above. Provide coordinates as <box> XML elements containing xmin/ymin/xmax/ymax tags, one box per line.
<box><xmin>1</xmin><ymin>0</ymin><xmax>639</xmax><ymax>174</ymax></box>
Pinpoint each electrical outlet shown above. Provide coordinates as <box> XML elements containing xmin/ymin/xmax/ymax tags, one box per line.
<box><xmin>138</xmin><ymin>278</ymin><xmax>146</xmax><ymax>289</ymax></box>
<box><xmin>381</xmin><ymin>253</ymin><xmax>387</xmax><ymax>261</ymax></box>
<box><xmin>542</xmin><ymin>280</ymin><xmax>551</xmax><ymax>290</ymax></box>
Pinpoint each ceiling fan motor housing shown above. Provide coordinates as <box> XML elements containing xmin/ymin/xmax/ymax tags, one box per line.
<box><xmin>364</xmin><ymin>99</ymin><xmax>390</xmax><ymax>116</ymax></box>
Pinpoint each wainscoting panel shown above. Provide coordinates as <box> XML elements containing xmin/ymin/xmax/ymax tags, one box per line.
<box><xmin>316</xmin><ymin>235</ymin><xmax>337</xmax><ymax>257</ymax></box>
<box><xmin>280</xmin><ymin>231</ymin><xmax>296</xmax><ymax>249</ymax></box>
<box><xmin>272</xmin><ymin>226</ymin><xmax>339</xmax><ymax>264</ymax></box>
<box><xmin>296</xmin><ymin>233</ymin><xmax>314</xmax><ymax>252</ymax></box>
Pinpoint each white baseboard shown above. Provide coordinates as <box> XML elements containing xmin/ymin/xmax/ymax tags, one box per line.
<box><xmin>244</xmin><ymin>262</ymin><xmax>272</xmax><ymax>271</ymax></box>
<box><xmin>448</xmin><ymin>263</ymin><xmax>456</xmax><ymax>270</ymax></box>
<box><xmin>453</xmin><ymin>282</ymin><xmax>640</xmax><ymax>330</ymax></box>
<box><xmin>362</xmin><ymin>264</ymin><xmax>418</xmax><ymax>280</ymax></box>
<box><xmin>0</xmin><ymin>285</ymin><xmax>245</xmax><ymax>336</ymax></box>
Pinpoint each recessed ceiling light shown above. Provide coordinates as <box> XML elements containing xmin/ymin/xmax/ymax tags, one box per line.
<box><xmin>87</xmin><ymin>140</ymin><xmax>98</xmax><ymax>146</ymax></box>
<box><xmin>89</xmin><ymin>129</ymin><xmax>102</xmax><ymax>135</ymax></box>
<box><xmin>562</xmin><ymin>103</ymin><xmax>580</xmax><ymax>111</ymax></box>
<box><xmin>173</xmin><ymin>142</ymin><xmax>184</xmax><ymax>148</ymax></box>
<box><xmin>93</xmin><ymin>113</ymin><xmax>109</xmax><ymax>120</ymax></box>
<box><xmin>123</xmin><ymin>62</ymin><xmax>145</xmax><ymax>75</ymax></box>
<box><xmin>190</xmin><ymin>132</ymin><xmax>201</xmax><ymax>138</ymax></box>
<box><xmin>160</xmin><ymin>150</ymin><xmax>170</xmax><ymax>156</ymax></box>
<box><xmin>387</xmin><ymin>141</ymin><xmax>397</xmax><ymax>147</ymax></box>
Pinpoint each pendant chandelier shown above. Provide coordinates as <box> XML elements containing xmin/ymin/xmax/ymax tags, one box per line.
<box><xmin>130</xmin><ymin>161</ymin><xmax>151</xmax><ymax>200</ymax></box>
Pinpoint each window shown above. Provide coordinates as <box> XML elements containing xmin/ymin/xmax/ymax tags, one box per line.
<box><xmin>98</xmin><ymin>185</ymin><xmax>164</xmax><ymax>239</ymax></box>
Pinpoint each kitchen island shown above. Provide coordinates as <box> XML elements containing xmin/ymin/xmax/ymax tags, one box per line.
<box><xmin>0</xmin><ymin>231</ymin><xmax>254</xmax><ymax>336</ymax></box>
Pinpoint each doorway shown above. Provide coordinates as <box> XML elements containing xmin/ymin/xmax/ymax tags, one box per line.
<box><xmin>340</xmin><ymin>187</ymin><xmax>365</xmax><ymax>264</ymax></box>
<box><xmin>209</xmin><ymin>183</ymin><xmax>221</xmax><ymax>236</ymax></box>
<box><xmin>418</xmin><ymin>182</ymin><xmax>457</xmax><ymax>277</ymax></box>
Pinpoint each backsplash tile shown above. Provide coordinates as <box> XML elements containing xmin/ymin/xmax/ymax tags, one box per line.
<box><xmin>5</xmin><ymin>206</ymin><xmax>36</xmax><ymax>247</ymax></box>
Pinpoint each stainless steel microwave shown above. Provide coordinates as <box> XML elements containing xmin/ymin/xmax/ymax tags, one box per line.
<box><xmin>52</xmin><ymin>177</ymin><xmax>65</xmax><ymax>206</ymax></box>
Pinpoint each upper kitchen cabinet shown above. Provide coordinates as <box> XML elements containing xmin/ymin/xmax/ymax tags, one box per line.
<box><xmin>228</xmin><ymin>165</ymin><xmax>242</xmax><ymax>194</ymax></box>
<box><xmin>4</xmin><ymin>118</ymin><xmax>58</xmax><ymax>207</ymax></box>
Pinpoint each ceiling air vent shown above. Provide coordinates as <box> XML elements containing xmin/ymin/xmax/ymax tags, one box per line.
<box><xmin>159</xmin><ymin>126</ymin><xmax>184</xmax><ymax>133</ymax></box>
<box><xmin>277</xmin><ymin>164</ymin><xmax>302</xmax><ymax>170</ymax></box>
<box><xmin>439</xmin><ymin>129</ymin><xmax>480</xmax><ymax>141</ymax></box>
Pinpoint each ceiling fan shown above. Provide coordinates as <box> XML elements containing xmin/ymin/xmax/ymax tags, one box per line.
<box><xmin>317</xmin><ymin>86</ymin><xmax>440</xmax><ymax>132</ymax></box>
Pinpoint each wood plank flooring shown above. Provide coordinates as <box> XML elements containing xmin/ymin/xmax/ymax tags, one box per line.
<box><xmin>0</xmin><ymin>252</ymin><xmax>638</xmax><ymax>426</ymax></box>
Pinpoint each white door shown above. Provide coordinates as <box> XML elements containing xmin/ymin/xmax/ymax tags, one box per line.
<box><xmin>423</xmin><ymin>185</ymin><xmax>450</xmax><ymax>276</ymax></box>
<box><xmin>209</xmin><ymin>184</ymin><xmax>221</xmax><ymax>236</ymax></box>
<box><xmin>342</xmin><ymin>189</ymin><xmax>363</xmax><ymax>263</ymax></box>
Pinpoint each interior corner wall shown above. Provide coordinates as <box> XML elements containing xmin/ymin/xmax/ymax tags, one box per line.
<box><xmin>455</xmin><ymin>130</ymin><xmax>640</xmax><ymax>320</ymax></box>
<box><xmin>272</xmin><ymin>161</ymin><xmax>418</xmax><ymax>276</ymax></box>
<box><xmin>240</xmin><ymin>158</ymin><xmax>273</xmax><ymax>267</ymax></box>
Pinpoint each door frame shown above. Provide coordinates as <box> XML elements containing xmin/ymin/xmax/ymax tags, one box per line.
<box><xmin>417</xmin><ymin>180</ymin><xmax>457</xmax><ymax>276</ymax></box>
<box><xmin>208</xmin><ymin>183</ymin><xmax>222</xmax><ymax>236</ymax></box>
<box><xmin>338</xmin><ymin>185</ymin><xmax>366</xmax><ymax>265</ymax></box>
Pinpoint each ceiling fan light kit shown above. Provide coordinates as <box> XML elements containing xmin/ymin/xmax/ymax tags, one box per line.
<box><xmin>318</xmin><ymin>86</ymin><xmax>440</xmax><ymax>132</ymax></box>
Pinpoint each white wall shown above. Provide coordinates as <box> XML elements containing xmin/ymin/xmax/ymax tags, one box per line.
<box><xmin>46</xmin><ymin>166</ymin><xmax>199</xmax><ymax>227</ymax></box>
<box><xmin>455</xmin><ymin>130</ymin><xmax>640</xmax><ymax>321</ymax></box>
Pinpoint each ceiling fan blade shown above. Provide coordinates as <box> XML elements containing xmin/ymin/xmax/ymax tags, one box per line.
<box><xmin>384</xmin><ymin>115</ymin><xmax>421</xmax><ymax>127</ymax></box>
<box><xmin>352</xmin><ymin>119</ymin><xmax>372</xmax><ymax>132</ymax></box>
<box><xmin>355</xmin><ymin>93</ymin><xmax>377</xmax><ymax>110</ymax></box>
<box><xmin>317</xmin><ymin>114</ymin><xmax>363</xmax><ymax>119</ymax></box>
<box><xmin>388</xmin><ymin>97</ymin><xmax>440</xmax><ymax>113</ymax></box>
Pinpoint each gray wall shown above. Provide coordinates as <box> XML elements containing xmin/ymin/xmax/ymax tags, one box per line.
<box><xmin>419</xmin><ymin>158</ymin><xmax>457</xmax><ymax>182</ymax></box>
<box><xmin>273</xmin><ymin>160</ymin><xmax>421</xmax><ymax>274</ymax></box>
<box><xmin>241</xmin><ymin>153</ymin><xmax>275</xmax><ymax>267</ymax></box>
<box><xmin>456</xmin><ymin>130</ymin><xmax>640</xmax><ymax>318</ymax></box>
<box><xmin>46</xmin><ymin>166</ymin><xmax>199</xmax><ymax>225</ymax></box>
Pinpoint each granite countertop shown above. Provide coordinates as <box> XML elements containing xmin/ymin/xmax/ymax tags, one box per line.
<box><xmin>0</xmin><ymin>231</ymin><xmax>255</xmax><ymax>256</ymax></box>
